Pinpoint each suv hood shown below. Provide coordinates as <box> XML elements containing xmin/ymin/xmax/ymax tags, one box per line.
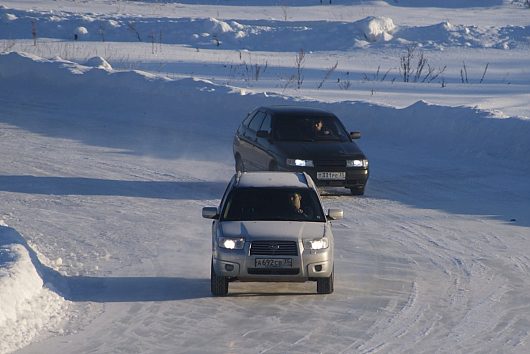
<box><xmin>275</xmin><ymin>141</ymin><xmax>364</xmax><ymax>159</ymax></box>
<box><xmin>220</xmin><ymin>221</ymin><xmax>328</xmax><ymax>241</ymax></box>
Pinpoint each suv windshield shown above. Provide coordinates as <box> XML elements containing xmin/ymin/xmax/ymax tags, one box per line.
<box><xmin>273</xmin><ymin>114</ymin><xmax>349</xmax><ymax>142</ymax></box>
<box><xmin>221</xmin><ymin>187</ymin><xmax>325</xmax><ymax>222</ymax></box>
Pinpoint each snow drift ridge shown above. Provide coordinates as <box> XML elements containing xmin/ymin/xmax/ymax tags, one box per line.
<box><xmin>1</xmin><ymin>51</ymin><xmax>529</xmax><ymax>167</ymax></box>
<box><xmin>0</xmin><ymin>222</ymin><xmax>68</xmax><ymax>354</ymax></box>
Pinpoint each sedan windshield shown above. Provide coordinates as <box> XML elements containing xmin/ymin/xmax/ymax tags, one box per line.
<box><xmin>273</xmin><ymin>114</ymin><xmax>349</xmax><ymax>142</ymax></box>
<box><xmin>221</xmin><ymin>188</ymin><xmax>326</xmax><ymax>222</ymax></box>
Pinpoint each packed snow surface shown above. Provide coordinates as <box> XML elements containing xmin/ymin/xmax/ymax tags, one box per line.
<box><xmin>0</xmin><ymin>1</ymin><xmax>529</xmax><ymax>353</ymax></box>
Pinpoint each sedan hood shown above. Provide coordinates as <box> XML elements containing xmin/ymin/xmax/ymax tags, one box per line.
<box><xmin>275</xmin><ymin>140</ymin><xmax>364</xmax><ymax>159</ymax></box>
<box><xmin>220</xmin><ymin>221</ymin><xmax>328</xmax><ymax>241</ymax></box>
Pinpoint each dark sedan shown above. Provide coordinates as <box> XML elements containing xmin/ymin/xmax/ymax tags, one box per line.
<box><xmin>233</xmin><ymin>106</ymin><xmax>369</xmax><ymax>195</ymax></box>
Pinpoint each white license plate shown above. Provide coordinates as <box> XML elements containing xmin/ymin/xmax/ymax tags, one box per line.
<box><xmin>255</xmin><ymin>258</ymin><xmax>293</xmax><ymax>268</ymax></box>
<box><xmin>317</xmin><ymin>171</ymin><xmax>346</xmax><ymax>180</ymax></box>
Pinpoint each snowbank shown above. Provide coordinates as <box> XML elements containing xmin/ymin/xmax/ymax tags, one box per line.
<box><xmin>0</xmin><ymin>222</ymin><xmax>68</xmax><ymax>354</ymax></box>
<box><xmin>358</xmin><ymin>16</ymin><xmax>395</xmax><ymax>42</ymax></box>
<box><xmin>0</xmin><ymin>52</ymin><xmax>530</xmax><ymax>167</ymax></box>
<box><xmin>0</xmin><ymin>7</ymin><xmax>528</xmax><ymax>50</ymax></box>
<box><xmin>85</xmin><ymin>56</ymin><xmax>112</xmax><ymax>70</ymax></box>
<box><xmin>0</xmin><ymin>51</ymin><xmax>529</xmax><ymax>166</ymax></box>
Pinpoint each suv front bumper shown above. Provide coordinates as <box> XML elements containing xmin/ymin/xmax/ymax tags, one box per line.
<box><xmin>213</xmin><ymin>245</ymin><xmax>333</xmax><ymax>282</ymax></box>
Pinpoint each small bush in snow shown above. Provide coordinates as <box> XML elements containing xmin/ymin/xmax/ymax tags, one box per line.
<box><xmin>295</xmin><ymin>48</ymin><xmax>305</xmax><ymax>89</ymax></box>
<box><xmin>317</xmin><ymin>61</ymin><xmax>338</xmax><ymax>89</ymax></box>
<box><xmin>399</xmin><ymin>46</ymin><xmax>446</xmax><ymax>84</ymax></box>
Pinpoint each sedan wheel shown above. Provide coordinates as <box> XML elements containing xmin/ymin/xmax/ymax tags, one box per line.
<box><xmin>349</xmin><ymin>186</ymin><xmax>365</xmax><ymax>196</ymax></box>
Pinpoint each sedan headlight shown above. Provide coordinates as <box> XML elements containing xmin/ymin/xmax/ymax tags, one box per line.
<box><xmin>304</xmin><ymin>237</ymin><xmax>329</xmax><ymax>250</ymax></box>
<box><xmin>346</xmin><ymin>159</ymin><xmax>368</xmax><ymax>168</ymax></box>
<box><xmin>287</xmin><ymin>158</ymin><xmax>314</xmax><ymax>167</ymax></box>
<box><xmin>218</xmin><ymin>237</ymin><xmax>245</xmax><ymax>250</ymax></box>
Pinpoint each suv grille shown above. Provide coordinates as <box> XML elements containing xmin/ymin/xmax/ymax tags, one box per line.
<box><xmin>250</xmin><ymin>240</ymin><xmax>298</xmax><ymax>256</ymax></box>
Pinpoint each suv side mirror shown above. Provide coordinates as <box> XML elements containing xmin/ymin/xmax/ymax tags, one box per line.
<box><xmin>327</xmin><ymin>208</ymin><xmax>343</xmax><ymax>220</ymax></box>
<box><xmin>202</xmin><ymin>207</ymin><xmax>219</xmax><ymax>219</ymax></box>
<box><xmin>350</xmin><ymin>131</ymin><xmax>361</xmax><ymax>139</ymax></box>
<box><xmin>256</xmin><ymin>130</ymin><xmax>270</xmax><ymax>139</ymax></box>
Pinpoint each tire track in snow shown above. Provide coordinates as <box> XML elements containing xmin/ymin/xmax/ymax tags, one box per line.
<box><xmin>336</xmin><ymin>193</ymin><xmax>530</xmax><ymax>353</ymax></box>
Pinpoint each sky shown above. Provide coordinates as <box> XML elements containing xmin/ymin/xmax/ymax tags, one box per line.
<box><xmin>1</xmin><ymin>1</ymin><xmax>529</xmax><ymax>353</ymax></box>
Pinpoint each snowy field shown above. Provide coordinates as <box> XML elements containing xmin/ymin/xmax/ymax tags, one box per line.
<box><xmin>1</xmin><ymin>0</ymin><xmax>530</xmax><ymax>353</ymax></box>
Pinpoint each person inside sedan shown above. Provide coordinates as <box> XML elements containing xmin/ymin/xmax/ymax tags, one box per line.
<box><xmin>312</xmin><ymin>118</ymin><xmax>332</xmax><ymax>137</ymax></box>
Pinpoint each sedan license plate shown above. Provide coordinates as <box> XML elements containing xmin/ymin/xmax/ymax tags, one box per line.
<box><xmin>255</xmin><ymin>258</ymin><xmax>293</xmax><ymax>268</ymax></box>
<box><xmin>317</xmin><ymin>171</ymin><xmax>346</xmax><ymax>180</ymax></box>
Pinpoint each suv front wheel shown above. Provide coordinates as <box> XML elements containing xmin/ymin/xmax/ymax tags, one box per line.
<box><xmin>211</xmin><ymin>261</ymin><xmax>229</xmax><ymax>296</ymax></box>
<box><xmin>316</xmin><ymin>269</ymin><xmax>334</xmax><ymax>294</ymax></box>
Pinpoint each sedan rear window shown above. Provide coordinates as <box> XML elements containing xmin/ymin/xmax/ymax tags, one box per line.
<box><xmin>222</xmin><ymin>188</ymin><xmax>325</xmax><ymax>222</ymax></box>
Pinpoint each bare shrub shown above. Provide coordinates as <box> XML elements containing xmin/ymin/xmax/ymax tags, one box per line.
<box><xmin>461</xmin><ymin>61</ymin><xmax>469</xmax><ymax>83</ymax></box>
<box><xmin>281</xmin><ymin>74</ymin><xmax>297</xmax><ymax>94</ymax></box>
<box><xmin>31</xmin><ymin>21</ymin><xmax>37</xmax><ymax>46</ymax></box>
<box><xmin>281</xmin><ymin>6</ymin><xmax>288</xmax><ymax>21</ymax></box>
<box><xmin>295</xmin><ymin>49</ymin><xmax>305</xmax><ymax>89</ymax></box>
<box><xmin>127</xmin><ymin>22</ymin><xmax>142</xmax><ymax>41</ymax></box>
<box><xmin>317</xmin><ymin>61</ymin><xmax>338</xmax><ymax>89</ymax></box>
<box><xmin>363</xmin><ymin>66</ymin><xmax>393</xmax><ymax>82</ymax></box>
<box><xmin>338</xmin><ymin>72</ymin><xmax>351</xmax><ymax>90</ymax></box>
<box><xmin>480</xmin><ymin>63</ymin><xmax>489</xmax><ymax>83</ymax></box>
<box><xmin>399</xmin><ymin>46</ymin><xmax>446</xmax><ymax>84</ymax></box>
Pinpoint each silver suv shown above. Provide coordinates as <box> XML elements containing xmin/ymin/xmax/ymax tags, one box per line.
<box><xmin>202</xmin><ymin>171</ymin><xmax>343</xmax><ymax>296</ymax></box>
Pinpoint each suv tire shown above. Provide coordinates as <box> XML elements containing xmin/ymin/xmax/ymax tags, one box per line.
<box><xmin>211</xmin><ymin>261</ymin><xmax>229</xmax><ymax>296</ymax></box>
<box><xmin>317</xmin><ymin>269</ymin><xmax>334</xmax><ymax>294</ymax></box>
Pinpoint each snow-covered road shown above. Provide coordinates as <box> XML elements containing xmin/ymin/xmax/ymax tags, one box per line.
<box><xmin>1</xmin><ymin>0</ymin><xmax>530</xmax><ymax>351</ymax></box>
<box><xmin>1</xmin><ymin>53</ymin><xmax>529</xmax><ymax>353</ymax></box>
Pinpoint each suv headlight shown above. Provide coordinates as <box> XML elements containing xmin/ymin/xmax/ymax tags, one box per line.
<box><xmin>287</xmin><ymin>158</ymin><xmax>314</xmax><ymax>167</ymax></box>
<box><xmin>218</xmin><ymin>237</ymin><xmax>245</xmax><ymax>250</ymax></box>
<box><xmin>346</xmin><ymin>159</ymin><xmax>368</xmax><ymax>168</ymax></box>
<box><xmin>304</xmin><ymin>237</ymin><xmax>329</xmax><ymax>250</ymax></box>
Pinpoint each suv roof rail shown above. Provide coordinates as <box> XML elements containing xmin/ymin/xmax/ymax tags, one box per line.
<box><xmin>235</xmin><ymin>171</ymin><xmax>243</xmax><ymax>185</ymax></box>
<box><xmin>301</xmin><ymin>172</ymin><xmax>316</xmax><ymax>189</ymax></box>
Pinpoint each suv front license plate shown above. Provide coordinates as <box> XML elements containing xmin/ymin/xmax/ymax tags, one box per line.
<box><xmin>317</xmin><ymin>171</ymin><xmax>346</xmax><ymax>180</ymax></box>
<box><xmin>255</xmin><ymin>258</ymin><xmax>293</xmax><ymax>268</ymax></box>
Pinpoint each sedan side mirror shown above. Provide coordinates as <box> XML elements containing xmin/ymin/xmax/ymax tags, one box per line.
<box><xmin>327</xmin><ymin>208</ymin><xmax>343</xmax><ymax>220</ymax></box>
<box><xmin>350</xmin><ymin>131</ymin><xmax>361</xmax><ymax>139</ymax></box>
<box><xmin>202</xmin><ymin>207</ymin><xmax>219</xmax><ymax>219</ymax></box>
